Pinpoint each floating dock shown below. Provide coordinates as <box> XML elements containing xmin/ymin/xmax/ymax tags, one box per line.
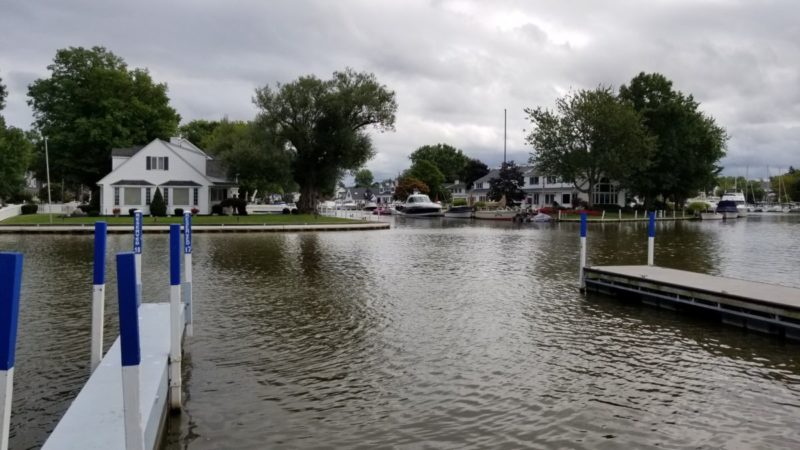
<box><xmin>583</xmin><ymin>265</ymin><xmax>800</xmax><ymax>340</ymax></box>
<box><xmin>0</xmin><ymin>222</ymin><xmax>389</xmax><ymax>234</ymax></box>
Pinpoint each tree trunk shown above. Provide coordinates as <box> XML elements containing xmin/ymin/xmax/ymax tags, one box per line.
<box><xmin>297</xmin><ymin>183</ymin><xmax>319</xmax><ymax>214</ymax></box>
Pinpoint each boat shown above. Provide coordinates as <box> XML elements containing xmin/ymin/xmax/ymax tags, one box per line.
<box><xmin>444</xmin><ymin>205</ymin><xmax>473</xmax><ymax>218</ymax></box>
<box><xmin>715</xmin><ymin>200</ymin><xmax>739</xmax><ymax>220</ymax></box>
<box><xmin>473</xmin><ymin>209</ymin><xmax>517</xmax><ymax>220</ymax></box>
<box><xmin>720</xmin><ymin>191</ymin><xmax>748</xmax><ymax>217</ymax></box>
<box><xmin>394</xmin><ymin>193</ymin><xmax>444</xmax><ymax>217</ymax></box>
<box><xmin>531</xmin><ymin>212</ymin><xmax>553</xmax><ymax>222</ymax></box>
<box><xmin>700</xmin><ymin>211</ymin><xmax>723</xmax><ymax>220</ymax></box>
<box><xmin>246</xmin><ymin>202</ymin><xmax>298</xmax><ymax>214</ymax></box>
<box><xmin>363</xmin><ymin>201</ymin><xmax>378</xmax><ymax>211</ymax></box>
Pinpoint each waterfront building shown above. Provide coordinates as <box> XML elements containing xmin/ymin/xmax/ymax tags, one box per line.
<box><xmin>96</xmin><ymin>137</ymin><xmax>239</xmax><ymax>215</ymax></box>
<box><xmin>444</xmin><ymin>181</ymin><xmax>468</xmax><ymax>203</ymax></box>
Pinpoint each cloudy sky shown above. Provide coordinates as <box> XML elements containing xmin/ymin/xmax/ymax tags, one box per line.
<box><xmin>1</xmin><ymin>0</ymin><xmax>798</xmax><ymax>181</ymax></box>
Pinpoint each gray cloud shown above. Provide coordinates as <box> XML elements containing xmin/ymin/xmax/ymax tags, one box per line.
<box><xmin>1</xmin><ymin>0</ymin><xmax>798</xmax><ymax>181</ymax></box>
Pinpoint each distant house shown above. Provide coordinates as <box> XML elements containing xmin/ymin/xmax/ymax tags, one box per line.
<box><xmin>96</xmin><ymin>137</ymin><xmax>238</xmax><ymax>215</ymax></box>
<box><xmin>444</xmin><ymin>180</ymin><xmax>468</xmax><ymax>202</ymax></box>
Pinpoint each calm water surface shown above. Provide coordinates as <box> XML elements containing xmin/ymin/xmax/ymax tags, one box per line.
<box><xmin>1</xmin><ymin>215</ymin><xmax>799</xmax><ymax>449</ymax></box>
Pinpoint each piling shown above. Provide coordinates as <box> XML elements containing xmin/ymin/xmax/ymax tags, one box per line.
<box><xmin>647</xmin><ymin>211</ymin><xmax>655</xmax><ymax>266</ymax></box>
<box><xmin>182</xmin><ymin>213</ymin><xmax>193</xmax><ymax>337</ymax></box>
<box><xmin>116</xmin><ymin>252</ymin><xmax>145</xmax><ymax>450</ymax></box>
<box><xmin>579</xmin><ymin>213</ymin><xmax>587</xmax><ymax>289</ymax></box>
<box><xmin>91</xmin><ymin>222</ymin><xmax>107</xmax><ymax>372</ymax></box>
<box><xmin>168</xmin><ymin>225</ymin><xmax>182</xmax><ymax>409</ymax></box>
<box><xmin>133</xmin><ymin>210</ymin><xmax>143</xmax><ymax>306</ymax></box>
<box><xmin>0</xmin><ymin>253</ymin><xmax>23</xmax><ymax>450</ymax></box>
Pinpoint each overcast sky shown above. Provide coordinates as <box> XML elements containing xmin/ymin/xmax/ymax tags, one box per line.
<box><xmin>1</xmin><ymin>0</ymin><xmax>798</xmax><ymax>181</ymax></box>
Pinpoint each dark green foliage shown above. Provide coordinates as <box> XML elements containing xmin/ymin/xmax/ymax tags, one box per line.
<box><xmin>178</xmin><ymin>120</ymin><xmax>220</xmax><ymax>148</ymax></box>
<box><xmin>149</xmin><ymin>187</ymin><xmax>167</xmax><ymax>216</ymax></box>
<box><xmin>393</xmin><ymin>176</ymin><xmax>429</xmax><ymax>201</ymax></box>
<box><xmin>354</xmin><ymin>169</ymin><xmax>374</xmax><ymax>187</ymax></box>
<box><xmin>488</xmin><ymin>161</ymin><xmax>525</xmax><ymax>204</ymax></box>
<box><xmin>254</xmin><ymin>68</ymin><xmax>397</xmax><ymax>212</ymax></box>
<box><xmin>409</xmin><ymin>143</ymin><xmax>468</xmax><ymax>183</ymax></box>
<box><xmin>211</xmin><ymin>204</ymin><xmax>223</xmax><ymax>215</ymax></box>
<box><xmin>27</xmin><ymin>46</ymin><xmax>180</xmax><ymax>188</ymax></box>
<box><xmin>407</xmin><ymin>159</ymin><xmax>449</xmax><ymax>202</ymax></box>
<box><xmin>461</xmin><ymin>158</ymin><xmax>489</xmax><ymax>189</ymax></box>
<box><xmin>21</xmin><ymin>204</ymin><xmax>38</xmax><ymax>214</ymax></box>
<box><xmin>8</xmin><ymin>191</ymin><xmax>33</xmax><ymax>204</ymax></box>
<box><xmin>0</xmin><ymin>75</ymin><xmax>6</xmax><ymax>110</ymax></box>
<box><xmin>0</xmin><ymin>110</ymin><xmax>34</xmax><ymax>201</ymax></box>
<box><xmin>219</xmin><ymin>197</ymin><xmax>247</xmax><ymax>215</ymax></box>
<box><xmin>128</xmin><ymin>208</ymin><xmax>137</xmax><ymax>216</ymax></box>
<box><xmin>89</xmin><ymin>192</ymin><xmax>100</xmax><ymax>214</ymax></box>
<box><xmin>174</xmin><ymin>208</ymin><xmax>184</xmax><ymax>216</ymax></box>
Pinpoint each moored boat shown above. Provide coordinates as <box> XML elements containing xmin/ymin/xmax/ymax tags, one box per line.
<box><xmin>715</xmin><ymin>200</ymin><xmax>739</xmax><ymax>220</ymax></box>
<box><xmin>721</xmin><ymin>191</ymin><xmax>748</xmax><ymax>217</ymax></box>
<box><xmin>444</xmin><ymin>205</ymin><xmax>473</xmax><ymax>218</ymax></box>
<box><xmin>473</xmin><ymin>209</ymin><xmax>517</xmax><ymax>220</ymax></box>
<box><xmin>395</xmin><ymin>193</ymin><xmax>444</xmax><ymax>217</ymax></box>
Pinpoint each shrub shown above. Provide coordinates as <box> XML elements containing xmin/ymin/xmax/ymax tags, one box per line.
<box><xmin>8</xmin><ymin>191</ymin><xmax>33</xmax><ymax>204</ymax></box>
<box><xmin>191</xmin><ymin>207</ymin><xmax>199</xmax><ymax>215</ymax></box>
<box><xmin>687</xmin><ymin>202</ymin><xmax>709</xmax><ymax>213</ymax></box>
<box><xmin>21</xmin><ymin>204</ymin><xmax>38</xmax><ymax>214</ymax></box>
<box><xmin>473</xmin><ymin>201</ymin><xmax>487</xmax><ymax>209</ymax></box>
<box><xmin>128</xmin><ymin>208</ymin><xmax>138</xmax><ymax>216</ymax></box>
<box><xmin>88</xmin><ymin>210</ymin><xmax>100</xmax><ymax>217</ymax></box>
<box><xmin>291</xmin><ymin>208</ymin><xmax>299</xmax><ymax>215</ymax></box>
<box><xmin>174</xmin><ymin>208</ymin><xmax>184</xmax><ymax>216</ymax></box>
<box><xmin>150</xmin><ymin>188</ymin><xmax>167</xmax><ymax>217</ymax></box>
<box><xmin>452</xmin><ymin>198</ymin><xmax>467</xmax><ymax>206</ymax></box>
<box><xmin>282</xmin><ymin>208</ymin><xmax>290</xmax><ymax>215</ymax></box>
<box><xmin>219</xmin><ymin>197</ymin><xmax>248</xmax><ymax>215</ymax></box>
<box><xmin>211</xmin><ymin>204</ymin><xmax>223</xmax><ymax>215</ymax></box>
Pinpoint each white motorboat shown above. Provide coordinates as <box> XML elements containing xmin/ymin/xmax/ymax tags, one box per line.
<box><xmin>700</xmin><ymin>211</ymin><xmax>723</xmax><ymax>220</ymax></box>
<box><xmin>721</xmin><ymin>191</ymin><xmax>747</xmax><ymax>217</ymax></box>
<box><xmin>395</xmin><ymin>193</ymin><xmax>443</xmax><ymax>217</ymax></box>
<box><xmin>531</xmin><ymin>212</ymin><xmax>553</xmax><ymax>222</ymax></box>
<box><xmin>444</xmin><ymin>205</ymin><xmax>473</xmax><ymax>218</ymax></box>
<box><xmin>715</xmin><ymin>200</ymin><xmax>739</xmax><ymax>220</ymax></box>
<box><xmin>246</xmin><ymin>202</ymin><xmax>298</xmax><ymax>214</ymax></box>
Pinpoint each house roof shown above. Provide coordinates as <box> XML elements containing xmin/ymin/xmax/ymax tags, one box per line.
<box><xmin>206</xmin><ymin>160</ymin><xmax>228</xmax><ymax>179</ymax></box>
<box><xmin>111</xmin><ymin>146</ymin><xmax>144</xmax><ymax>157</ymax></box>
<box><xmin>473</xmin><ymin>169</ymin><xmax>501</xmax><ymax>185</ymax></box>
<box><xmin>445</xmin><ymin>182</ymin><xmax>466</xmax><ymax>189</ymax></box>
<box><xmin>160</xmin><ymin>180</ymin><xmax>202</xmax><ymax>187</ymax></box>
<box><xmin>111</xmin><ymin>179</ymin><xmax>154</xmax><ymax>186</ymax></box>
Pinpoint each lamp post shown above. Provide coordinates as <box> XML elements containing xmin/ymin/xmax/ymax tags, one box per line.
<box><xmin>44</xmin><ymin>136</ymin><xmax>53</xmax><ymax>224</ymax></box>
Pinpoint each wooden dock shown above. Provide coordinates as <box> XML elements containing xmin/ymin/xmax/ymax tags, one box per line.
<box><xmin>583</xmin><ymin>265</ymin><xmax>800</xmax><ymax>340</ymax></box>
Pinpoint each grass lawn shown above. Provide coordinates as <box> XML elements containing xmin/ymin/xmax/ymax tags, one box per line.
<box><xmin>0</xmin><ymin>213</ymin><xmax>360</xmax><ymax>226</ymax></box>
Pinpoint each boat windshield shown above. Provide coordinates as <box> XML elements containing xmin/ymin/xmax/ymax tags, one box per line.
<box><xmin>408</xmin><ymin>195</ymin><xmax>431</xmax><ymax>203</ymax></box>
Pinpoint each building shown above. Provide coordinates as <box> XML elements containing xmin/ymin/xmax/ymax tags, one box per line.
<box><xmin>96</xmin><ymin>137</ymin><xmax>238</xmax><ymax>215</ymax></box>
<box><xmin>444</xmin><ymin>181</ymin><xmax>468</xmax><ymax>202</ymax></box>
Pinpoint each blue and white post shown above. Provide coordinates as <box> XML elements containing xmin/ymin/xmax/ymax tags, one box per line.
<box><xmin>648</xmin><ymin>211</ymin><xmax>656</xmax><ymax>266</ymax></box>
<box><xmin>169</xmin><ymin>224</ymin><xmax>182</xmax><ymax>409</ymax></box>
<box><xmin>116</xmin><ymin>252</ymin><xmax>144</xmax><ymax>450</ymax></box>
<box><xmin>90</xmin><ymin>222</ymin><xmax>107</xmax><ymax>372</ymax></box>
<box><xmin>182</xmin><ymin>212</ymin><xmax>193</xmax><ymax>337</ymax></box>
<box><xmin>133</xmin><ymin>210</ymin><xmax>143</xmax><ymax>306</ymax></box>
<box><xmin>0</xmin><ymin>253</ymin><xmax>23</xmax><ymax>450</ymax></box>
<box><xmin>579</xmin><ymin>213</ymin><xmax>587</xmax><ymax>289</ymax></box>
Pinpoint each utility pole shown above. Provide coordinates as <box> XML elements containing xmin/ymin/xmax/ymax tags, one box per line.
<box><xmin>44</xmin><ymin>136</ymin><xmax>53</xmax><ymax>224</ymax></box>
<box><xmin>503</xmin><ymin>108</ymin><xmax>507</xmax><ymax>165</ymax></box>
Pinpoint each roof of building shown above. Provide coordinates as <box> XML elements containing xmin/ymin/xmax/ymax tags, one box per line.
<box><xmin>205</xmin><ymin>159</ymin><xmax>228</xmax><ymax>179</ymax></box>
<box><xmin>110</xmin><ymin>146</ymin><xmax>144</xmax><ymax>157</ymax></box>
<box><xmin>111</xmin><ymin>179</ymin><xmax>154</xmax><ymax>186</ymax></box>
<box><xmin>445</xmin><ymin>182</ymin><xmax>466</xmax><ymax>189</ymax></box>
<box><xmin>160</xmin><ymin>180</ymin><xmax>202</xmax><ymax>187</ymax></box>
<box><xmin>472</xmin><ymin>169</ymin><xmax>501</xmax><ymax>185</ymax></box>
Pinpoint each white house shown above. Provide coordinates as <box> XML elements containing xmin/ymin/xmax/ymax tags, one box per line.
<box><xmin>96</xmin><ymin>137</ymin><xmax>238</xmax><ymax>215</ymax></box>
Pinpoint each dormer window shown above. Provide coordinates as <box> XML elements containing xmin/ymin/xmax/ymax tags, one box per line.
<box><xmin>146</xmin><ymin>156</ymin><xmax>169</xmax><ymax>171</ymax></box>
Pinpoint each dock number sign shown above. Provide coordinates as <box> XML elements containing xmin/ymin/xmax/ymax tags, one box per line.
<box><xmin>133</xmin><ymin>211</ymin><xmax>143</xmax><ymax>254</ymax></box>
<box><xmin>183</xmin><ymin>213</ymin><xmax>192</xmax><ymax>254</ymax></box>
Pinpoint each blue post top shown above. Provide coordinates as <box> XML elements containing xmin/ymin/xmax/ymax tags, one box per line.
<box><xmin>133</xmin><ymin>210</ymin><xmax>143</xmax><ymax>254</ymax></box>
<box><xmin>0</xmin><ymin>253</ymin><xmax>23</xmax><ymax>371</ymax></box>
<box><xmin>93</xmin><ymin>222</ymin><xmax>107</xmax><ymax>285</ymax></box>
<box><xmin>648</xmin><ymin>211</ymin><xmax>656</xmax><ymax>238</ymax></box>
<box><xmin>116</xmin><ymin>252</ymin><xmax>141</xmax><ymax>366</ymax></box>
<box><xmin>170</xmin><ymin>224</ymin><xmax>181</xmax><ymax>286</ymax></box>
<box><xmin>183</xmin><ymin>212</ymin><xmax>192</xmax><ymax>254</ymax></box>
<box><xmin>580</xmin><ymin>212</ymin><xmax>587</xmax><ymax>237</ymax></box>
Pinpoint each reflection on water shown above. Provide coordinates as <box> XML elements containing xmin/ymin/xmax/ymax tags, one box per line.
<box><xmin>0</xmin><ymin>215</ymin><xmax>798</xmax><ymax>449</ymax></box>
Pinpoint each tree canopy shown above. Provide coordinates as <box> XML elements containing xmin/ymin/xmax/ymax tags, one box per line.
<box><xmin>461</xmin><ymin>158</ymin><xmax>489</xmax><ymax>189</ymax></box>
<box><xmin>526</xmin><ymin>86</ymin><xmax>654</xmax><ymax>206</ymax></box>
<box><xmin>179</xmin><ymin>119</ymin><xmax>220</xmax><ymax>149</ymax></box>
<box><xmin>0</xmin><ymin>75</ymin><xmax>6</xmax><ymax>110</ymax></box>
<box><xmin>487</xmin><ymin>161</ymin><xmax>525</xmax><ymax>204</ymax></box>
<box><xmin>27</xmin><ymin>46</ymin><xmax>180</xmax><ymax>188</ymax></box>
<box><xmin>619</xmin><ymin>72</ymin><xmax>726</xmax><ymax>205</ymax></box>
<box><xmin>407</xmin><ymin>159</ymin><xmax>449</xmax><ymax>202</ymax></box>
<box><xmin>354</xmin><ymin>168</ymin><xmax>374</xmax><ymax>187</ymax></box>
<box><xmin>254</xmin><ymin>68</ymin><xmax>397</xmax><ymax>212</ymax></box>
<box><xmin>409</xmin><ymin>143</ymin><xmax>468</xmax><ymax>183</ymax></box>
<box><xmin>393</xmin><ymin>176</ymin><xmax>429</xmax><ymax>201</ymax></box>
<box><xmin>0</xmin><ymin>75</ymin><xmax>33</xmax><ymax>201</ymax></box>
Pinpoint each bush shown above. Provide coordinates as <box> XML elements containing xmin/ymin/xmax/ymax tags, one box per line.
<box><xmin>128</xmin><ymin>208</ymin><xmax>138</xmax><ymax>216</ymax></box>
<box><xmin>282</xmin><ymin>208</ymin><xmax>290</xmax><ymax>215</ymax></box>
<box><xmin>8</xmin><ymin>191</ymin><xmax>33</xmax><ymax>204</ymax></box>
<box><xmin>191</xmin><ymin>207</ymin><xmax>199</xmax><ymax>215</ymax></box>
<box><xmin>291</xmin><ymin>208</ymin><xmax>299</xmax><ymax>215</ymax></box>
<box><xmin>211</xmin><ymin>204</ymin><xmax>223</xmax><ymax>215</ymax></box>
<box><xmin>452</xmin><ymin>198</ymin><xmax>467</xmax><ymax>206</ymax></box>
<box><xmin>687</xmin><ymin>202</ymin><xmax>709</xmax><ymax>213</ymax></box>
<box><xmin>88</xmin><ymin>210</ymin><xmax>100</xmax><ymax>217</ymax></box>
<box><xmin>174</xmin><ymin>208</ymin><xmax>184</xmax><ymax>216</ymax></box>
<box><xmin>219</xmin><ymin>197</ymin><xmax>248</xmax><ymax>215</ymax></box>
<box><xmin>21</xmin><ymin>204</ymin><xmax>38</xmax><ymax>214</ymax></box>
<box><xmin>150</xmin><ymin>188</ymin><xmax>167</xmax><ymax>217</ymax></box>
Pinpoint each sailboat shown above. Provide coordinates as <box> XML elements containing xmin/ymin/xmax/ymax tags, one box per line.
<box><xmin>473</xmin><ymin>109</ymin><xmax>519</xmax><ymax>221</ymax></box>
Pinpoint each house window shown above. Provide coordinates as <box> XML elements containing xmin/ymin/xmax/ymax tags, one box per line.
<box><xmin>124</xmin><ymin>187</ymin><xmax>141</xmax><ymax>205</ymax></box>
<box><xmin>545</xmin><ymin>193</ymin><xmax>556</xmax><ymax>205</ymax></box>
<box><xmin>593</xmin><ymin>179</ymin><xmax>618</xmax><ymax>205</ymax></box>
<box><xmin>114</xmin><ymin>187</ymin><xmax>120</xmax><ymax>206</ymax></box>
<box><xmin>547</xmin><ymin>176</ymin><xmax>557</xmax><ymax>184</ymax></box>
<box><xmin>562</xmin><ymin>194</ymin><xmax>571</xmax><ymax>205</ymax></box>
<box><xmin>145</xmin><ymin>188</ymin><xmax>151</xmax><ymax>205</ymax></box>
<box><xmin>146</xmin><ymin>156</ymin><xmax>169</xmax><ymax>171</ymax></box>
<box><xmin>173</xmin><ymin>188</ymin><xmax>190</xmax><ymax>205</ymax></box>
<box><xmin>210</xmin><ymin>188</ymin><xmax>228</xmax><ymax>202</ymax></box>
<box><xmin>529</xmin><ymin>176</ymin><xmax>539</xmax><ymax>185</ymax></box>
<box><xmin>532</xmin><ymin>193</ymin><xmax>540</xmax><ymax>205</ymax></box>
<box><xmin>193</xmin><ymin>188</ymin><xmax>199</xmax><ymax>206</ymax></box>
<box><xmin>164</xmin><ymin>188</ymin><xmax>169</xmax><ymax>205</ymax></box>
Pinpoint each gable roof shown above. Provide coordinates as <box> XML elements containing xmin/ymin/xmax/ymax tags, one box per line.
<box><xmin>111</xmin><ymin>179</ymin><xmax>154</xmax><ymax>186</ymax></box>
<box><xmin>111</xmin><ymin>146</ymin><xmax>144</xmax><ymax>157</ymax></box>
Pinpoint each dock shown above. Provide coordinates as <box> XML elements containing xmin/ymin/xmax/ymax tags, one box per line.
<box><xmin>583</xmin><ymin>265</ymin><xmax>800</xmax><ymax>340</ymax></box>
<box><xmin>0</xmin><ymin>222</ymin><xmax>390</xmax><ymax>234</ymax></box>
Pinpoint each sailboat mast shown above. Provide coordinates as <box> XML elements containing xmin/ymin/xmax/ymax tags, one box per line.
<box><xmin>503</xmin><ymin>108</ymin><xmax>507</xmax><ymax>165</ymax></box>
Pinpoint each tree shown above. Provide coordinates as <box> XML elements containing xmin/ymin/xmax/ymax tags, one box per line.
<box><xmin>27</xmin><ymin>46</ymin><xmax>180</xmax><ymax>189</ymax></box>
<box><xmin>254</xmin><ymin>68</ymin><xmax>397</xmax><ymax>212</ymax></box>
<box><xmin>393</xmin><ymin>176</ymin><xmax>429</xmax><ymax>201</ymax></box>
<box><xmin>526</xmin><ymin>87</ymin><xmax>654</xmax><ymax>206</ymax></box>
<box><xmin>487</xmin><ymin>161</ymin><xmax>525</xmax><ymax>204</ymax></box>
<box><xmin>0</xmin><ymin>76</ymin><xmax>34</xmax><ymax>201</ymax></box>
<box><xmin>354</xmin><ymin>168</ymin><xmax>374</xmax><ymax>187</ymax></box>
<box><xmin>409</xmin><ymin>143</ymin><xmax>468</xmax><ymax>183</ymax></box>
<box><xmin>408</xmin><ymin>159</ymin><xmax>449</xmax><ymax>202</ymax></box>
<box><xmin>0</xmin><ymin>74</ymin><xmax>6</xmax><ymax>110</ymax></box>
<box><xmin>461</xmin><ymin>158</ymin><xmax>489</xmax><ymax>189</ymax></box>
<box><xmin>179</xmin><ymin>119</ymin><xmax>220</xmax><ymax>148</ymax></box>
<box><xmin>619</xmin><ymin>72</ymin><xmax>727</xmax><ymax>205</ymax></box>
<box><xmin>149</xmin><ymin>187</ymin><xmax>166</xmax><ymax>216</ymax></box>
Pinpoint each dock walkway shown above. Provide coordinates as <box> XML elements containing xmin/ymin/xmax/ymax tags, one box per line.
<box><xmin>0</xmin><ymin>222</ymin><xmax>389</xmax><ymax>234</ymax></box>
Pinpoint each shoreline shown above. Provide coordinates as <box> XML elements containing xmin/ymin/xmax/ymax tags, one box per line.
<box><xmin>0</xmin><ymin>222</ymin><xmax>390</xmax><ymax>234</ymax></box>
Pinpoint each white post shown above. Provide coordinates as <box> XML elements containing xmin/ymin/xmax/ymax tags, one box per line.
<box><xmin>116</xmin><ymin>252</ymin><xmax>144</xmax><ymax>450</ymax></box>
<box><xmin>168</xmin><ymin>224</ymin><xmax>182</xmax><ymax>409</ymax></box>
<box><xmin>635</xmin><ymin>210</ymin><xmax>638</xmax><ymax>220</ymax></box>
<box><xmin>618</xmin><ymin>209</ymin><xmax>622</xmax><ymax>221</ymax></box>
<box><xmin>579</xmin><ymin>213</ymin><xmax>587</xmax><ymax>289</ymax></box>
<box><xmin>0</xmin><ymin>368</ymin><xmax>13</xmax><ymax>450</ymax></box>
<box><xmin>121</xmin><ymin>366</ymin><xmax>144</xmax><ymax>450</ymax></box>
<box><xmin>648</xmin><ymin>212</ymin><xmax>656</xmax><ymax>266</ymax></box>
<box><xmin>183</xmin><ymin>213</ymin><xmax>193</xmax><ymax>337</ymax></box>
<box><xmin>44</xmin><ymin>136</ymin><xmax>53</xmax><ymax>225</ymax></box>
<box><xmin>133</xmin><ymin>210</ymin><xmax>143</xmax><ymax>306</ymax></box>
<box><xmin>601</xmin><ymin>210</ymin><xmax>606</xmax><ymax>221</ymax></box>
<box><xmin>90</xmin><ymin>222</ymin><xmax>107</xmax><ymax>372</ymax></box>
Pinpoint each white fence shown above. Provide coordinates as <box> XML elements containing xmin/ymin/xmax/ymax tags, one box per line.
<box><xmin>0</xmin><ymin>205</ymin><xmax>22</xmax><ymax>222</ymax></box>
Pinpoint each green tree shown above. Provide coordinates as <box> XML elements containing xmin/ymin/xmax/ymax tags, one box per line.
<box><xmin>460</xmin><ymin>158</ymin><xmax>489</xmax><ymax>189</ymax></box>
<box><xmin>203</xmin><ymin>119</ymin><xmax>293</xmax><ymax>196</ymax></box>
<box><xmin>408</xmin><ymin>159</ymin><xmax>449</xmax><ymax>202</ymax></box>
<box><xmin>393</xmin><ymin>176</ymin><xmax>429</xmax><ymax>201</ymax></box>
<box><xmin>254</xmin><ymin>68</ymin><xmax>397</xmax><ymax>212</ymax></box>
<box><xmin>0</xmin><ymin>74</ymin><xmax>6</xmax><ymax>110</ymax></box>
<box><xmin>354</xmin><ymin>168</ymin><xmax>374</xmax><ymax>187</ymax></box>
<box><xmin>179</xmin><ymin>119</ymin><xmax>220</xmax><ymax>148</ymax></box>
<box><xmin>0</xmin><ymin>76</ymin><xmax>34</xmax><ymax>201</ymax></box>
<box><xmin>619</xmin><ymin>72</ymin><xmax>727</xmax><ymax>205</ymax></box>
<box><xmin>487</xmin><ymin>161</ymin><xmax>525</xmax><ymax>204</ymax></box>
<box><xmin>149</xmin><ymin>187</ymin><xmax>166</xmax><ymax>216</ymax></box>
<box><xmin>526</xmin><ymin>87</ymin><xmax>654</xmax><ymax>206</ymax></box>
<box><xmin>27</xmin><ymin>46</ymin><xmax>180</xmax><ymax>189</ymax></box>
<box><xmin>409</xmin><ymin>143</ymin><xmax>468</xmax><ymax>183</ymax></box>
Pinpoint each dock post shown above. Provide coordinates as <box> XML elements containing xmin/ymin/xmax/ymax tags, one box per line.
<box><xmin>648</xmin><ymin>211</ymin><xmax>656</xmax><ymax>266</ymax></box>
<box><xmin>116</xmin><ymin>252</ymin><xmax>145</xmax><ymax>450</ymax></box>
<box><xmin>579</xmin><ymin>213</ymin><xmax>587</xmax><ymax>289</ymax></box>
<box><xmin>91</xmin><ymin>222</ymin><xmax>107</xmax><ymax>372</ymax></box>
<box><xmin>635</xmin><ymin>210</ymin><xmax>638</xmax><ymax>220</ymax></box>
<box><xmin>133</xmin><ymin>210</ymin><xmax>143</xmax><ymax>306</ymax></box>
<box><xmin>183</xmin><ymin>213</ymin><xmax>193</xmax><ymax>337</ymax></box>
<box><xmin>169</xmin><ymin>224</ymin><xmax>182</xmax><ymax>410</ymax></box>
<box><xmin>601</xmin><ymin>210</ymin><xmax>606</xmax><ymax>221</ymax></box>
<box><xmin>0</xmin><ymin>253</ymin><xmax>23</xmax><ymax>450</ymax></box>
<box><xmin>618</xmin><ymin>209</ymin><xmax>621</xmax><ymax>221</ymax></box>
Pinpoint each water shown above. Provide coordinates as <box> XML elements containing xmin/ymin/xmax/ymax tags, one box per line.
<box><xmin>1</xmin><ymin>215</ymin><xmax>799</xmax><ymax>449</ymax></box>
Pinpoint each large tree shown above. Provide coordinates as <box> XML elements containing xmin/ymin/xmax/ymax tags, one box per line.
<box><xmin>619</xmin><ymin>72</ymin><xmax>727</xmax><ymax>205</ymax></box>
<box><xmin>354</xmin><ymin>168</ymin><xmax>374</xmax><ymax>187</ymax></box>
<box><xmin>525</xmin><ymin>87</ymin><xmax>654</xmax><ymax>206</ymax></box>
<box><xmin>179</xmin><ymin>119</ymin><xmax>220</xmax><ymax>148</ymax></box>
<box><xmin>460</xmin><ymin>158</ymin><xmax>489</xmax><ymax>189</ymax></box>
<box><xmin>254</xmin><ymin>68</ymin><xmax>397</xmax><ymax>212</ymax></box>
<box><xmin>409</xmin><ymin>143</ymin><xmax>468</xmax><ymax>183</ymax></box>
<box><xmin>27</xmin><ymin>46</ymin><xmax>180</xmax><ymax>189</ymax></box>
<box><xmin>407</xmin><ymin>159</ymin><xmax>449</xmax><ymax>202</ymax></box>
<box><xmin>487</xmin><ymin>161</ymin><xmax>525</xmax><ymax>204</ymax></box>
<box><xmin>0</xmin><ymin>75</ymin><xmax>33</xmax><ymax>201</ymax></box>
<box><xmin>393</xmin><ymin>176</ymin><xmax>429</xmax><ymax>201</ymax></box>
